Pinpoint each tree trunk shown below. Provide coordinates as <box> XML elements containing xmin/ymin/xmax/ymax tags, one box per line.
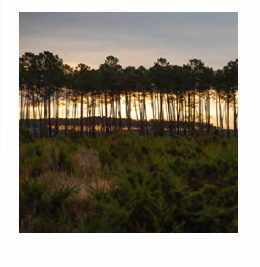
<box><xmin>80</xmin><ymin>91</ymin><xmax>84</xmax><ymax>137</ymax></box>
<box><xmin>207</xmin><ymin>89</ymin><xmax>210</xmax><ymax>134</ymax></box>
<box><xmin>226</xmin><ymin>93</ymin><xmax>230</xmax><ymax>138</ymax></box>
<box><xmin>20</xmin><ymin>88</ymin><xmax>24</xmax><ymax>127</ymax></box>
<box><xmin>92</xmin><ymin>94</ymin><xmax>96</xmax><ymax>137</ymax></box>
<box><xmin>48</xmin><ymin>93</ymin><xmax>52</xmax><ymax>138</ymax></box>
<box><xmin>215</xmin><ymin>91</ymin><xmax>218</xmax><ymax>130</ymax></box>
<box><xmin>65</xmin><ymin>88</ymin><xmax>68</xmax><ymax>137</ymax></box>
<box><xmin>32</xmin><ymin>90</ymin><xmax>36</xmax><ymax>136</ymax></box>
<box><xmin>188</xmin><ymin>91</ymin><xmax>191</xmax><ymax>133</ymax></box>
<box><xmin>233</xmin><ymin>90</ymin><xmax>237</xmax><ymax>135</ymax></box>
<box><xmin>193</xmin><ymin>88</ymin><xmax>196</xmax><ymax>132</ymax></box>
<box><xmin>55</xmin><ymin>90</ymin><xmax>59</xmax><ymax>136</ymax></box>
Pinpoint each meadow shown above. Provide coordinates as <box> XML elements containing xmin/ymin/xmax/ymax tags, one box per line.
<box><xmin>19</xmin><ymin>128</ymin><xmax>238</xmax><ymax>233</ymax></box>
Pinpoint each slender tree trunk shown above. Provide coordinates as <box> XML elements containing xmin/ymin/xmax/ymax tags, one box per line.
<box><xmin>37</xmin><ymin>93</ymin><xmax>42</xmax><ymax>137</ymax></box>
<box><xmin>32</xmin><ymin>90</ymin><xmax>36</xmax><ymax>136</ymax></box>
<box><xmin>43</xmin><ymin>91</ymin><xmax>47</xmax><ymax>137</ymax></box>
<box><xmin>207</xmin><ymin>89</ymin><xmax>210</xmax><ymax>134</ymax></box>
<box><xmin>98</xmin><ymin>93</ymin><xmax>103</xmax><ymax>134</ymax></box>
<box><xmin>104</xmin><ymin>90</ymin><xmax>108</xmax><ymax>134</ymax></box>
<box><xmin>110</xmin><ymin>94</ymin><xmax>114</xmax><ymax>132</ymax></box>
<box><xmin>176</xmin><ymin>94</ymin><xmax>180</xmax><ymax>134</ymax></box>
<box><xmin>215</xmin><ymin>91</ymin><xmax>218</xmax><ymax>130</ymax></box>
<box><xmin>65</xmin><ymin>88</ymin><xmax>68</xmax><ymax>137</ymax></box>
<box><xmin>118</xmin><ymin>93</ymin><xmax>122</xmax><ymax>131</ymax></box>
<box><xmin>226</xmin><ymin>92</ymin><xmax>230</xmax><ymax>138</ymax></box>
<box><xmin>138</xmin><ymin>93</ymin><xmax>142</xmax><ymax>135</ymax></box>
<box><xmin>20</xmin><ymin>88</ymin><xmax>24</xmax><ymax>127</ymax></box>
<box><xmin>172</xmin><ymin>94</ymin><xmax>176</xmax><ymax>133</ymax></box>
<box><xmin>159</xmin><ymin>91</ymin><xmax>164</xmax><ymax>136</ymax></box>
<box><xmin>48</xmin><ymin>92</ymin><xmax>52</xmax><ymax>138</ymax></box>
<box><xmin>80</xmin><ymin>91</ymin><xmax>84</xmax><ymax>137</ymax></box>
<box><xmin>92</xmin><ymin>94</ymin><xmax>96</xmax><ymax>137</ymax></box>
<box><xmin>188</xmin><ymin>91</ymin><xmax>191</xmax><ymax>133</ymax></box>
<box><xmin>198</xmin><ymin>92</ymin><xmax>202</xmax><ymax>134</ymax></box>
<box><xmin>143</xmin><ymin>92</ymin><xmax>148</xmax><ymax>135</ymax></box>
<box><xmin>218</xmin><ymin>92</ymin><xmax>223</xmax><ymax>136</ymax></box>
<box><xmin>86</xmin><ymin>95</ymin><xmax>90</xmax><ymax>137</ymax></box>
<box><xmin>183</xmin><ymin>95</ymin><xmax>187</xmax><ymax>135</ymax></box>
<box><xmin>25</xmin><ymin>87</ymin><xmax>30</xmax><ymax>129</ymax></box>
<box><xmin>125</xmin><ymin>91</ymin><xmax>129</xmax><ymax>130</ymax></box>
<box><xmin>151</xmin><ymin>91</ymin><xmax>156</xmax><ymax>135</ymax></box>
<box><xmin>166</xmin><ymin>93</ymin><xmax>172</xmax><ymax>133</ymax></box>
<box><xmin>125</xmin><ymin>90</ymin><xmax>131</xmax><ymax>131</ymax></box>
<box><xmin>193</xmin><ymin>88</ymin><xmax>196</xmax><ymax>132</ymax></box>
<box><xmin>233</xmin><ymin>90</ymin><xmax>237</xmax><ymax>135</ymax></box>
<box><xmin>55</xmin><ymin>90</ymin><xmax>59</xmax><ymax>136</ymax></box>
<box><xmin>129</xmin><ymin>93</ymin><xmax>132</xmax><ymax>131</ymax></box>
<box><xmin>73</xmin><ymin>96</ymin><xmax>77</xmax><ymax>135</ymax></box>
<box><xmin>134</xmin><ymin>94</ymin><xmax>139</xmax><ymax>121</ymax></box>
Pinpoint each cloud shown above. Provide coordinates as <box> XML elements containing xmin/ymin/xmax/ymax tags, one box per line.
<box><xmin>19</xmin><ymin>12</ymin><xmax>238</xmax><ymax>70</ymax></box>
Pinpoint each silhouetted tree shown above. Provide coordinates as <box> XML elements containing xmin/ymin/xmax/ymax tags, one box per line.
<box><xmin>19</xmin><ymin>51</ymin><xmax>238</xmax><ymax>138</ymax></box>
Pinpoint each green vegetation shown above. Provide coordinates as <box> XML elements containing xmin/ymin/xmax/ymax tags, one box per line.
<box><xmin>20</xmin><ymin>131</ymin><xmax>238</xmax><ymax>233</ymax></box>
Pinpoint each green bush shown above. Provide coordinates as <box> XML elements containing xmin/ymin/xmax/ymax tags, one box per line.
<box><xmin>19</xmin><ymin>178</ymin><xmax>77</xmax><ymax>232</ymax></box>
<box><xmin>20</xmin><ymin>133</ymin><xmax>238</xmax><ymax>233</ymax></box>
<box><xmin>19</xmin><ymin>127</ymin><xmax>34</xmax><ymax>143</ymax></box>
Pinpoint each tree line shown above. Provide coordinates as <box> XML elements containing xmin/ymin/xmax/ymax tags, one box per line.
<box><xmin>19</xmin><ymin>51</ymin><xmax>238</xmax><ymax>137</ymax></box>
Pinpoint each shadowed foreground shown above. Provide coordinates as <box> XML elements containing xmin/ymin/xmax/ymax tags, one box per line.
<box><xmin>19</xmin><ymin>130</ymin><xmax>238</xmax><ymax>233</ymax></box>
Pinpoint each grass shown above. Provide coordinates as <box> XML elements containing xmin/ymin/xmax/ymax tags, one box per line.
<box><xmin>19</xmin><ymin>129</ymin><xmax>238</xmax><ymax>233</ymax></box>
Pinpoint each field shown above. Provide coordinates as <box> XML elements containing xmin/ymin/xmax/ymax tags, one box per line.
<box><xmin>19</xmin><ymin>129</ymin><xmax>238</xmax><ymax>233</ymax></box>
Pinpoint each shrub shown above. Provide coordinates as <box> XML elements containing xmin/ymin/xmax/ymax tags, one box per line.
<box><xmin>19</xmin><ymin>134</ymin><xmax>238</xmax><ymax>233</ymax></box>
<box><xmin>19</xmin><ymin>127</ymin><xmax>34</xmax><ymax>143</ymax></box>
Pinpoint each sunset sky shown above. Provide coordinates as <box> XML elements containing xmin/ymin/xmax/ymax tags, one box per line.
<box><xmin>19</xmin><ymin>12</ymin><xmax>238</xmax><ymax>70</ymax></box>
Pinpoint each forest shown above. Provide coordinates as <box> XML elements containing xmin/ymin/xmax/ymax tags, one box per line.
<box><xmin>19</xmin><ymin>51</ymin><xmax>238</xmax><ymax>138</ymax></box>
<box><xmin>19</xmin><ymin>52</ymin><xmax>238</xmax><ymax>233</ymax></box>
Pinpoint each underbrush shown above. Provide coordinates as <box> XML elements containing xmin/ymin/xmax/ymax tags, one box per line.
<box><xmin>19</xmin><ymin>131</ymin><xmax>238</xmax><ymax>233</ymax></box>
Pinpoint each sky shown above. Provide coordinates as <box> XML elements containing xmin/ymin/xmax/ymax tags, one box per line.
<box><xmin>19</xmin><ymin>12</ymin><xmax>237</xmax><ymax>70</ymax></box>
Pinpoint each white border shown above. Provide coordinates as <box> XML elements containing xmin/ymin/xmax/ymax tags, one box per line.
<box><xmin>1</xmin><ymin>1</ymin><xmax>259</xmax><ymax>267</ymax></box>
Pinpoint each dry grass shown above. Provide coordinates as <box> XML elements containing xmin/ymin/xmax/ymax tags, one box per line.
<box><xmin>20</xmin><ymin>145</ymin><xmax>114</xmax><ymax>232</ymax></box>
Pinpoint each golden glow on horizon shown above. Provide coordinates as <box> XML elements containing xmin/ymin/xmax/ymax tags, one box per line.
<box><xmin>19</xmin><ymin>90</ymin><xmax>238</xmax><ymax>130</ymax></box>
